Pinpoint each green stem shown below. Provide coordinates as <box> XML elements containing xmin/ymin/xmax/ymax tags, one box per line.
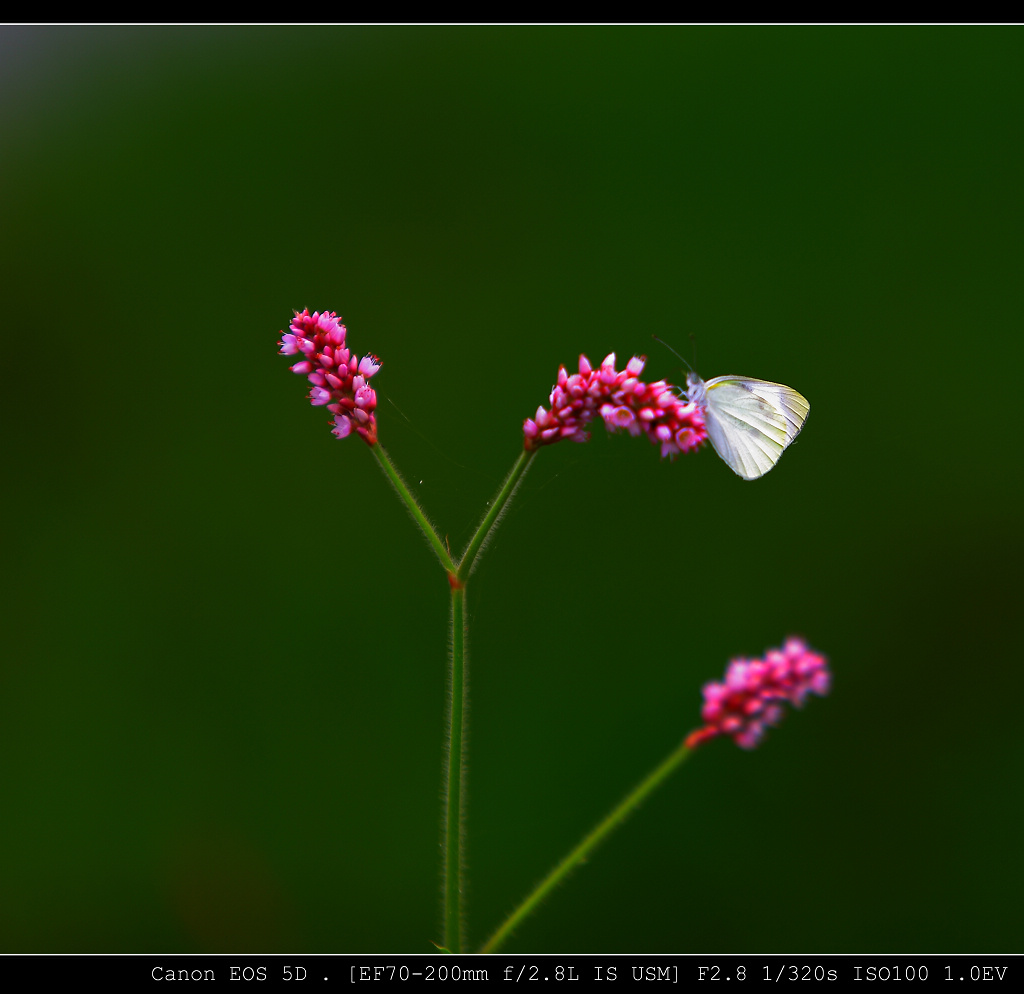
<box><xmin>457</xmin><ymin>449</ymin><xmax>535</xmax><ymax>583</ymax></box>
<box><xmin>370</xmin><ymin>444</ymin><xmax>537</xmax><ymax>950</ymax></box>
<box><xmin>479</xmin><ymin>737</ymin><xmax>695</xmax><ymax>954</ymax></box>
<box><xmin>370</xmin><ymin>443</ymin><xmax>455</xmax><ymax>574</ymax></box>
<box><xmin>444</xmin><ymin>585</ymin><xmax>467</xmax><ymax>953</ymax></box>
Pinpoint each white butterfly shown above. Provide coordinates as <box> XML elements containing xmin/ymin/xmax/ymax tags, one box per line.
<box><xmin>686</xmin><ymin>373</ymin><xmax>810</xmax><ymax>481</ymax></box>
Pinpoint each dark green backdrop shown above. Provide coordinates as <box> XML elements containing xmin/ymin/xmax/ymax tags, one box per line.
<box><xmin>1</xmin><ymin>26</ymin><xmax>1021</xmax><ymax>952</ymax></box>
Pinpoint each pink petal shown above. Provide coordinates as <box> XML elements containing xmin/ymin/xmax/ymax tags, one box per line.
<box><xmin>358</xmin><ymin>355</ymin><xmax>381</xmax><ymax>378</ymax></box>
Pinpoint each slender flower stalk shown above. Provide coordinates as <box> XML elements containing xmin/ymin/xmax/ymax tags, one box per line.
<box><xmin>479</xmin><ymin>737</ymin><xmax>694</xmax><ymax>954</ymax></box>
<box><xmin>370</xmin><ymin>443</ymin><xmax>455</xmax><ymax>575</ymax></box>
<box><xmin>480</xmin><ymin>639</ymin><xmax>830</xmax><ymax>953</ymax></box>
<box><xmin>457</xmin><ymin>449</ymin><xmax>536</xmax><ymax>583</ymax></box>
<box><xmin>444</xmin><ymin>585</ymin><xmax>467</xmax><ymax>952</ymax></box>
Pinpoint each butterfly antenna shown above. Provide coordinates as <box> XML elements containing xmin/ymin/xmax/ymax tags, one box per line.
<box><xmin>652</xmin><ymin>335</ymin><xmax>694</xmax><ymax>373</ymax></box>
<box><xmin>689</xmin><ymin>333</ymin><xmax>698</xmax><ymax>373</ymax></box>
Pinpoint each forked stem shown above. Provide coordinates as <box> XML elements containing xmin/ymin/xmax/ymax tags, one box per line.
<box><xmin>370</xmin><ymin>442</ymin><xmax>540</xmax><ymax>953</ymax></box>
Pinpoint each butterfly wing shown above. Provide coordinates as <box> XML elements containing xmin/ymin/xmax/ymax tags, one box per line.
<box><xmin>703</xmin><ymin>376</ymin><xmax>810</xmax><ymax>480</ymax></box>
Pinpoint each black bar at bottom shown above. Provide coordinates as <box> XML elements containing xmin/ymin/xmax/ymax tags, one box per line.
<box><xmin>0</xmin><ymin>953</ymin><xmax>1017</xmax><ymax>985</ymax></box>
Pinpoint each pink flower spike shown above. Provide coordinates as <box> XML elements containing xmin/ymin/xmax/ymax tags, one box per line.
<box><xmin>277</xmin><ymin>310</ymin><xmax>381</xmax><ymax>445</ymax></box>
<box><xmin>523</xmin><ymin>350</ymin><xmax>709</xmax><ymax>457</ymax></box>
<box><xmin>684</xmin><ymin>639</ymin><xmax>830</xmax><ymax>751</ymax></box>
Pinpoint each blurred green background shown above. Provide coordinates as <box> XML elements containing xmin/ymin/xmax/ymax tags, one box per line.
<box><xmin>1</xmin><ymin>26</ymin><xmax>1021</xmax><ymax>953</ymax></box>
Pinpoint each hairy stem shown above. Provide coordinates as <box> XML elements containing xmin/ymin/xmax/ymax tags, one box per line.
<box><xmin>479</xmin><ymin>738</ymin><xmax>694</xmax><ymax>953</ymax></box>
<box><xmin>370</xmin><ymin>443</ymin><xmax>455</xmax><ymax>574</ymax></box>
<box><xmin>444</xmin><ymin>585</ymin><xmax>467</xmax><ymax>952</ymax></box>
<box><xmin>457</xmin><ymin>449</ymin><xmax>535</xmax><ymax>583</ymax></box>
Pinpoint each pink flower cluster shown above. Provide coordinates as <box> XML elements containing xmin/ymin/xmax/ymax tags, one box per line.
<box><xmin>278</xmin><ymin>310</ymin><xmax>381</xmax><ymax>445</ymax></box>
<box><xmin>685</xmin><ymin>638</ymin><xmax>830</xmax><ymax>751</ymax></box>
<box><xmin>523</xmin><ymin>353</ymin><xmax>707</xmax><ymax>459</ymax></box>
